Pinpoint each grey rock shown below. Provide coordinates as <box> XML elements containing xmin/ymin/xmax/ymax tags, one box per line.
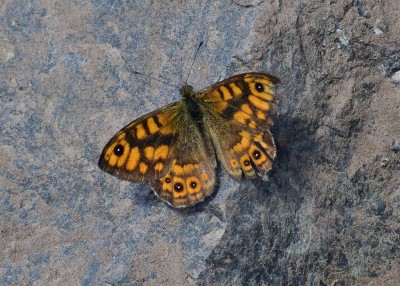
<box><xmin>1</xmin><ymin>0</ymin><xmax>399</xmax><ymax>285</ymax></box>
<box><xmin>391</xmin><ymin>140</ymin><xmax>400</xmax><ymax>152</ymax></box>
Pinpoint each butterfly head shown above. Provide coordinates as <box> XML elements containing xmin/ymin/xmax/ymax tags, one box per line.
<box><xmin>179</xmin><ymin>84</ymin><xmax>195</xmax><ymax>99</ymax></box>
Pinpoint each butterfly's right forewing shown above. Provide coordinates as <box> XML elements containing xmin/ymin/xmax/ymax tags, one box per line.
<box><xmin>99</xmin><ymin>102</ymin><xmax>181</xmax><ymax>182</ymax></box>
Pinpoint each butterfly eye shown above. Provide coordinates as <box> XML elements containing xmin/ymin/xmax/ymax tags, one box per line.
<box><xmin>174</xmin><ymin>182</ymin><xmax>184</xmax><ymax>192</ymax></box>
<box><xmin>113</xmin><ymin>144</ymin><xmax>124</xmax><ymax>156</ymax></box>
<box><xmin>255</xmin><ymin>83</ymin><xmax>264</xmax><ymax>92</ymax></box>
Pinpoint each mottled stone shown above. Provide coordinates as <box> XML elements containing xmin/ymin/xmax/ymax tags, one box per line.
<box><xmin>1</xmin><ymin>0</ymin><xmax>399</xmax><ymax>285</ymax></box>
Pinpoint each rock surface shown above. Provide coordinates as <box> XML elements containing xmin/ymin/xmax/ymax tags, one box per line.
<box><xmin>1</xmin><ymin>0</ymin><xmax>399</xmax><ymax>285</ymax></box>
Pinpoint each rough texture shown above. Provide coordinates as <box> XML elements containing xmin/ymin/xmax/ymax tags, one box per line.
<box><xmin>1</xmin><ymin>0</ymin><xmax>399</xmax><ymax>285</ymax></box>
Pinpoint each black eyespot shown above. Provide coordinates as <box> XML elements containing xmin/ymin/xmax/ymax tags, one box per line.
<box><xmin>165</xmin><ymin>178</ymin><xmax>172</xmax><ymax>183</ymax></box>
<box><xmin>253</xmin><ymin>150</ymin><xmax>261</xmax><ymax>159</ymax></box>
<box><xmin>190</xmin><ymin>181</ymin><xmax>197</xmax><ymax>189</ymax></box>
<box><xmin>113</xmin><ymin>144</ymin><xmax>124</xmax><ymax>156</ymax></box>
<box><xmin>255</xmin><ymin>83</ymin><xmax>264</xmax><ymax>92</ymax></box>
<box><xmin>244</xmin><ymin>160</ymin><xmax>250</xmax><ymax>166</ymax></box>
<box><xmin>174</xmin><ymin>182</ymin><xmax>184</xmax><ymax>192</ymax></box>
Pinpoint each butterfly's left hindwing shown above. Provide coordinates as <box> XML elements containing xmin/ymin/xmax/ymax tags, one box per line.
<box><xmin>98</xmin><ymin>102</ymin><xmax>216</xmax><ymax>208</ymax></box>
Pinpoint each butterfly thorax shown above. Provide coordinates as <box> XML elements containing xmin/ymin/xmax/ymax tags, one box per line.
<box><xmin>180</xmin><ymin>84</ymin><xmax>202</xmax><ymax>120</ymax></box>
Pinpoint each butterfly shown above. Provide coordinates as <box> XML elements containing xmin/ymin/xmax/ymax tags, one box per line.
<box><xmin>98</xmin><ymin>72</ymin><xmax>280</xmax><ymax>208</ymax></box>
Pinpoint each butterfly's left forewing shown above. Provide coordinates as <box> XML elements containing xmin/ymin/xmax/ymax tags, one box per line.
<box><xmin>198</xmin><ymin>73</ymin><xmax>280</xmax><ymax>179</ymax></box>
<box><xmin>98</xmin><ymin>102</ymin><xmax>216</xmax><ymax>207</ymax></box>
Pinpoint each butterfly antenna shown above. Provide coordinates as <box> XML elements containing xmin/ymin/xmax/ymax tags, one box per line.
<box><xmin>185</xmin><ymin>41</ymin><xmax>204</xmax><ymax>84</ymax></box>
<box><xmin>132</xmin><ymin>70</ymin><xmax>180</xmax><ymax>89</ymax></box>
